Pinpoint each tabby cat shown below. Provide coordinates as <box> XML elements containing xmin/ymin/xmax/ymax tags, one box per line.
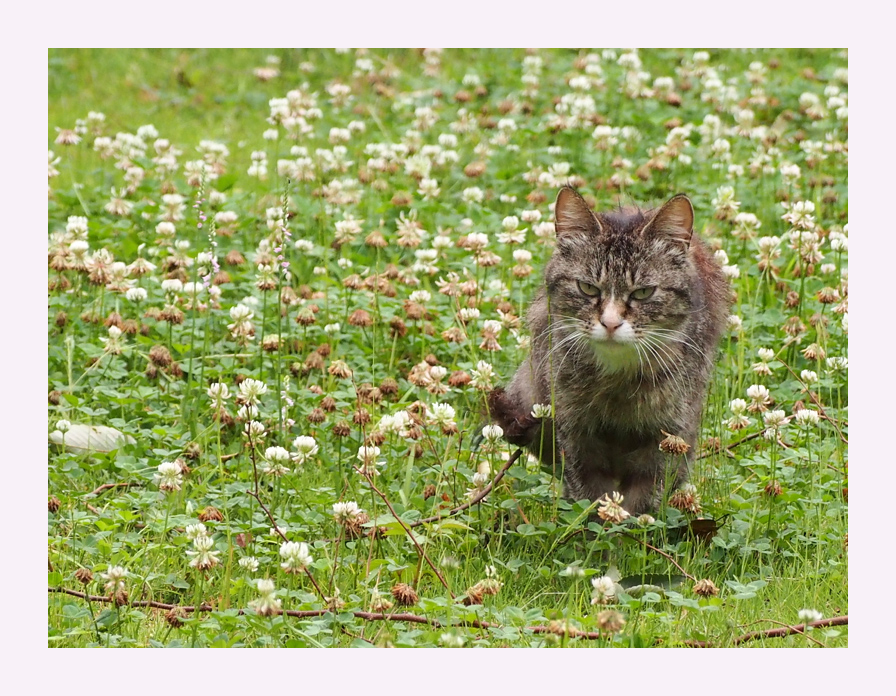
<box><xmin>488</xmin><ymin>187</ymin><xmax>728</xmax><ymax>514</ymax></box>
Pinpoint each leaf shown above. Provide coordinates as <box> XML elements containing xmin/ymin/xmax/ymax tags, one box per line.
<box><xmin>49</xmin><ymin>424</ymin><xmax>135</xmax><ymax>454</ymax></box>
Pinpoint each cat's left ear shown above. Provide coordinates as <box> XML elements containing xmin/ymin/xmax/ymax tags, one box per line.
<box><xmin>643</xmin><ymin>194</ymin><xmax>694</xmax><ymax>247</ymax></box>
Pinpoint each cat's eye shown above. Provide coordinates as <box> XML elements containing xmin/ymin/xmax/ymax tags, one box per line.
<box><xmin>577</xmin><ymin>280</ymin><xmax>601</xmax><ymax>297</ymax></box>
<box><xmin>630</xmin><ymin>286</ymin><xmax>656</xmax><ymax>301</ymax></box>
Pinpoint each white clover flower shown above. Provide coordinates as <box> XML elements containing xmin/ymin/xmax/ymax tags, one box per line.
<box><xmin>757</xmin><ymin>348</ymin><xmax>775</xmax><ymax>362</ymax></box>
<box><xmin>243</xmin><ymin>420</ymin><xmax>266</xmax><ymax>439</ymax></box>
<box><xmin>729</xmin><ymin>398</ymin><xmax>748</xmax><ymax>415</ymax></box>
<box><xmin>187</xmin><ymin>534</ymin><xmax>220</xmax><ymax>570</ymax></box>
<box><xmin>239</xmin><ymin>556</ymin><xmax>260</xmax><ymax>573</ymax></box>
<box><xmin>747</xmin><ymin>384</ymin><xmax>771</xmax><ymax>406</ymax></box>
<box><xmin>462</xmin><ymin>186</ymin><xmax>484</xmax><ymax>203</ymax></box>
<box><xmin>561</xmin><ymin>564</ymin><xmax>586</xmax><ymax>578</ymax></box>
<box><xmin>798</xmin><ymin>608</ymin><xmax>823</xmax><ymax>623</ymax></box>
<box><xmin>207</xmin><ymin>382</ymin><xmax>231</xmax><ymax>407</ymax></box>
<box><xmin>185</xmin><ymin>523</ymin><xmax>208</xmax><ymax>541</ymax></box>
<box><xmin>238</xmin><ymin>378</ymin><xmax>268</xmax><ymax>405</ymax></box>
<box><xmin>763</xmin><ymin>410</ymin><xmax>788</xmax><ymax>428</ymax></box>
<box><xmin>324</xmin><ymin>322</ymin><xmax>341</xmax><ymax>334</ymax></box>
<box><xmin>249</xmin><ymin>578</ymin><xmax>282</xmax><ymax>616</ymax></box>
<box><xmin>531</xmin><ymin>403</ymin><xmax>552</xmax><ymax>419</ymax></box>
<box><xmin>726</xmin><ymin>315</ymin><xmax>743</xmax><ymax>333</ymax></box>
<box><xmin>409</xmin><ymin>289</ymin><xmax>431</xmax><ymax>303</ymax></box>
<box><xmin>459</xmin><ymin>307</ymin><xmax>480</xmax><ymax>322</ymax></box>
<box><xmin>101</xmin><ymin>565</ymin><xmax>128</xmax><ymax>593</ymax></box>
<box><xmin>161</xmin><ymin>278</ymin><xmax>183</xmax><ymax>294</ymax></box>
<box><xmin>481</xmin><ymin>424</ymin><xmax>504</xmax><ymax>443</ymax></box>
<box><xmin>55</xmin><ymin>419</ymin><xmax>71</xmax><ymax>433</ymax></box>
<box><xmin>154</xmin><ymin>461</ymin><xmax>183</xmax><ymax>492</ymax></box>
<box><xmin>826</xmin><ymin>356</ymin><xmax>848</xmax><ymax>372</ymax></box>
<box><xmin>800</xmin><ymin>370</ymin><xmax>819</xmax><ymax>384</ymax></box>
<box><xmin>125</xmin><ymin>287</ymin><xmax>147</xmax><ymax>302</ymax></box>
<box><xmin>279</xmin><ymin>541</ymin><xmax>313</xmax><ymax>573</ymax></box>
<box><xmin>794</xmin><ymin>409</ymin><xmax>820</xmax><ymax>426</ymax></box>
<box><xmin>429</xmin><ymin>402</ymin><xmax>456</xmax><ymax>427</ymax></box>
<box><xmin>356</xmin><ymin>446</ymin><xmax>381</xmax><ymax>476</ymax></box>
<box><xmin>470</xmin><ymin>360</ymin><xmax>495</xmax><ymax>390</ymax></box>
<box><xmin>591</xmin><ymin>575</ymin><xmax>616</xmax><ymax>605</ymax></box>
<box><xmin>292</xmin><ymin>436</ymin><xmax>319</xmax><ymax>466</ymax></box>
<box><xmin>332</xmin><ymin>501</ymin><xmax>363</xmax><ymax>523</ymax></box>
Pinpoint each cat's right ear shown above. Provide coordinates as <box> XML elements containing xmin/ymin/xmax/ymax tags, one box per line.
<box><xmin>554</xmin><ymin>187</ymin><xmax>602</xmax><ymax>237</ymax></box>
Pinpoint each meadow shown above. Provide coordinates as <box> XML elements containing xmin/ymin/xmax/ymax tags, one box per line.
<box><xmin>47</xmin><ymin>48</ymin><xmax>848</xmax><ymax>647</ymax></box>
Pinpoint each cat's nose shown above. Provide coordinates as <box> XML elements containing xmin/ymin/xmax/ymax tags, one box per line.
<box><xmin>600</xmin><ymin>309</ymin><xmax>624</xmax><ymax>333</ymax></box>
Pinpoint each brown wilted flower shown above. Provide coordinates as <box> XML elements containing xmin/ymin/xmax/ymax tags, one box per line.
<box><xmin>464</xmin><ymin>161</ymin><xmax>487</xmax><ymax>178</ymax></box>
<box><xmin>379</xmin><ymin>378</ymin><xmax>399</xmax><ymax>396</ymax></box>
<box><xmin>160</xmin><ymin>304</ymin><xmax>185</xmax><ymax>325</ymax></box>
<box><xmin>48</xmin><ymin>496</ymin><xmax>61</xmax><ymax>513</ymax></box>
<box><xmin>463</xmin><ymin>585</ymin><xmax>485</xmax><ymax>606</ymax></box>
<box><xmin>307</xmin><ymin>408</ymin><xmax>327</xmax><ymax>424</ymax></box>
<box><xmin>596</xmin><ymin>609</ymin><xmax>626</xmax><ymax>634</ymax></box>
<box><xmin>817</xmin><ymin>287</ymin><xmax>840</xmax><ymax>304</ymax></box>
<box><xmin>801</xmin><ymin>343</ymin><xmax>825</xmax><ymax>361</ymax></box>
<box><xmin>693</xmin><ymin>578</ymin><xmax>719</xmax><ymax>597</ymax></box>
<box><xmin>442</xmin><ymin>327</ymin><xmax>466</xmax><ymax>343</ymax></box>
<box><xmin>149</xmin><ymin>345</ymin><xmax>173</xmax><ymax>367</ymax></box>
<box><xmin>668</xmin><ymin>484</ymin><xmax>702</xmax><ymax>514</ymax></box>
<box><xmin>369</xmin><ymin>590</ymin><xmax>393</xmax><ymax>613</ymax></box>
<box><xmin>659</xmin><ymin>431</ymin><xmax>690</xmax><ymax>455</ymax></box>
<box><xmin>784</xmin><ymin>291</ymin><xmax>800</xmax><ymax>308</ymax></box>
<box><xmin>224</xmin><ymin>250</ymin><xmax>245</xmax><ymax>266</ymax></box>
<box><xmin>49</xmin><ymin>390</ymin><xmax>62</xmax><ymax>405</ymax></box>
<box><xmin>165</xmin><ymin>606</ymin><xmax>187</xmax><ymax>628</ymax></box>
<box><xmin>764</xmin><ymin>480</ymin><xmax>783</xmax><ymax>497</ymax></box>
<box><xmin>389</xmin><ymin>317</ymin><xmax>408</xmax><ymax>338</ymax></box>
<box><xmin>364</xmin><ymin>230</ymin><xmax>388</xmax><ymax>248</ymax></box>
<box><xmin>183</xmin><ymin>442</ymin><xmax>202</xmax><ymax>460</ymax></box>
<box><xmin>295</xmin><ymin>306</ymin><xmax>316</xmax><ymax>326</ymax></box>
<box><xmin>343</xmin><ymin>274</ymin><xmax>364</xmax><ymax>290</ymax></box>
<box><xmin>423</xmin><ymin>484</ymin><xmax>437</xmax><ymax>500</ymax></box>
<box><xmin>104</xmin><ymin>311</ymin><xmax>123</xmax><ymax>329</ymax></box>
<box><xmin>348</xmin><ymin>309</ymin><xmax>373</xmax><ymax>328</ymax></box>
<box><xmin>114</xmin><ymin>589</ymin><xmax>129</xmax><ymax>606</ymax></box>
<box><xmin>261</xmin><ymin>334</ymin><xmax>280</xmax><ymax>352</ymax></box>
<box><xmin>320</xmin><ymin>396</ymin><xmax>337</xmax><ymax>412</ymax></box>
<box><xmin>199</xmin><ymin>506</ymin><xmax>224</xmax><ymax>523</ymax></box>
<box><xmin>448</xmin><ymin>370</ymin><xmax>471</xmax><ymax>387</ymax></box>
<box><xmin>74</xmin><ymin>568</ymin><xmax>93</xmax><ymax>585</ymax></box>
<box><xmin>391</xmin><ymin>583</ymin><xmax>419</xmax><ymax>606</ymax></box>
<box><xmin>332</xmin><ymin>420</ymin><xmax>352</xmax><ymax>437</ymax></box>
<box><xmin>328</xmin><ymin>359</ymin><xmax>353</xmax><ymax>379</ymax></box>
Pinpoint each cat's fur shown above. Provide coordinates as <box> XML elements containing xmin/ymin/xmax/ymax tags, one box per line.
<box><xmin>489</xmin><ymin>187</ymin><xmax>728</xmax><ymax>514</ymax></box>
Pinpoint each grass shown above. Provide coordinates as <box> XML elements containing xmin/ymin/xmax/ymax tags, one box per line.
<box><xmin>48</xmin><ymin>48</ymin><xmax>848</xmax><ymax>648</ymax></box>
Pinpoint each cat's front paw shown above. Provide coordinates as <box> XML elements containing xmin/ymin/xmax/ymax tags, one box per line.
<box><xmin>487</xmin><ymin>387</ymin><xmax>539</xmax><ymax>446</ymax></box>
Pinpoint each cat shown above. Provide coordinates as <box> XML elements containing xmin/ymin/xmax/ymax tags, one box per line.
<box><xmin>488</xmin><ymin>187</ymin><xmax>728</xmax><ymax>514</ymax></box>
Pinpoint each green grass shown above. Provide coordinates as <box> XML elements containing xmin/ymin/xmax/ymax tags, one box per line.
<box><xmin>48</xmin><ymin>48</ymin><xmax>848</xmax><ymax>648</ymax></box>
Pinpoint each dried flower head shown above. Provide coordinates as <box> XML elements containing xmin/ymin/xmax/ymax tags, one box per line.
<box><xmin>390</xmin><ymin>583</ymin><xmax>419</xmax><ymax>606</ymax></box>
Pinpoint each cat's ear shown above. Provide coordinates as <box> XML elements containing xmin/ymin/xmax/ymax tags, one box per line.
<box><xmin>554</xmin><ymin>187</ymin><xmax>602</xmax><ymax>237</ymax></box>
<box><xmin>643</xmin><ymin>194</ymin><xmax>694</xmax><ymax>246</ymax></box>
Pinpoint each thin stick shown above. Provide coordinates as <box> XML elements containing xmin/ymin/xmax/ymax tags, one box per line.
<box><xmin>86</xmin><ymin>482</ymin><xmax>136</xmax><ymax>497</ymax></box>
<box><xmin>777</xmin><ymin>358</ymin><xmax>848</xmax><ymax>444</ymax></box>
<box><xmin>355</xmin><ymin>467</ymin><xmax>455</xmax><ymax>598</ymax></box>
<box><xmin>620</xmin><ymin>532</ymin><xmax>695</xmax><ymax>581</ymax></box>
<box><xmin>684</xmin><ymin>615</ymin><xmax>847</xmax><ymax>647</ymax></box>
<box><xmin>48</xmin><ymin>587</ymin><xmax>847</xmax><ymax>645</ymax></box>
<box><xmin>409</xmin><ymin>448</ymin><xmax>523</xmax><ymax>528</ymax></box>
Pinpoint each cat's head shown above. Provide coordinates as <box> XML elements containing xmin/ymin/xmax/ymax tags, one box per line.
<box><xmin>543</xmin><ymin>187</ymin><xmax>704</xmax><ymax>374</ymax></box>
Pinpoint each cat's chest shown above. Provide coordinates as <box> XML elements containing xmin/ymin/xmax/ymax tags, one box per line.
<box><xmin>554</xmin><ymin>371</ymin><xmax>677</xmax><ymax>431</ymax></box>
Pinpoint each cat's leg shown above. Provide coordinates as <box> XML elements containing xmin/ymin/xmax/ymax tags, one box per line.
<box><xmin>488</xmin><ymin>357</ymin><xmax>542</xmax><ymax>447</ymax></box>
<box><xmin>618</xmin><ymin>472</ymin><xmax>662</xmax><ymax>515</ymax></box>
